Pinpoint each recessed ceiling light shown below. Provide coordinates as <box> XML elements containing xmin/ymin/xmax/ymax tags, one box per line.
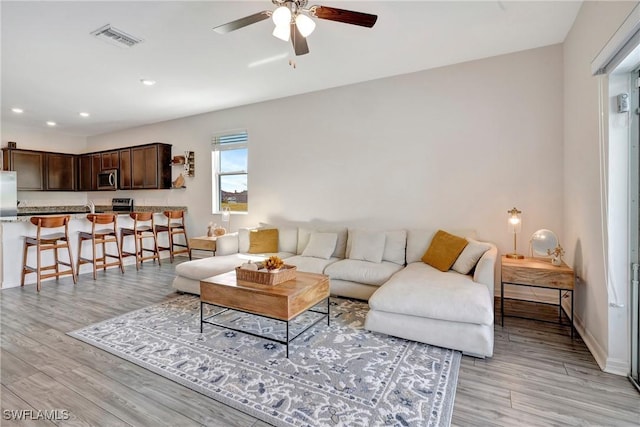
<box><xmin>79</xmin><ymin>112</ymin><xmax>90</xmax><ymax>118</ymax></box>
<box><xmin>11</xmin><ymin>107</ymin><xmax>24</xmax><ymax>113</ymax></box>
<box><xmin>46</xmin><ymin>121</ymin><xmax>57</xmax><ymax>126</ymax></box>
<box><xmin>140</xmin><ymin>79</ymin><xmax>156</xmax><ymax>86</ymax></box>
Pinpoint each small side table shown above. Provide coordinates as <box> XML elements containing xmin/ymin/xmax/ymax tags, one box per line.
<box><xmin>189</xmin><ymin>236</ymin><xmax>217</xmax><ymax>258</ymax></box>
<box><xmin>501</xmin><ymin>256</ymin><xmax>575</xmax><ymax>338</ymax></box>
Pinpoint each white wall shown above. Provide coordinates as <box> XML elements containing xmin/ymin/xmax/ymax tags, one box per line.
<box><xmin>563</xmin><ymin>0</ymin><xmax>638</xmax><ymax>373</ymax></box>
<box><xmin>87</xmin><ymin>45</ymin><xmax>564</xmax><ymax>258</ymax></box>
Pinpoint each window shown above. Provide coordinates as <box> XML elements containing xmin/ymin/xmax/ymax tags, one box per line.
<box><xmin>212</xmin><ymin>131</ymin><xmax>248</xmax><ymax>213</ymax></box>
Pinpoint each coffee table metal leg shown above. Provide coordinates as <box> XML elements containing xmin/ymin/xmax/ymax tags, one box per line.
<box><xmin>327</xmin><ymin>297</ymin><xmax>330</xmax><ymax>326</ymax></box>
<box><xmin>286</xmin><ymin>322</ymin><xmax>289</xmax><ymax>358</ymax></box>
<box><xmin>200</xmin><ymin>302</ymin><xmax>203</xmax><ymax>333</ymax></box>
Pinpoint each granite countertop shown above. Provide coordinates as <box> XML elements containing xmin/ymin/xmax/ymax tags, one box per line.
<box><xmin>0</xmin><ymin>205</ymin><xmax>188</xmax><ymax>223</ymax></box>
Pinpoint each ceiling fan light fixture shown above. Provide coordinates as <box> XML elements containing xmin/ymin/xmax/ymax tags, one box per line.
<box><xmin>295</xmin><ymin>14</ymin><xmax>316</xmax><ymax>37</ymax></box>
<box><xmin>272</xmin><ymin>6</ymin><xmax>291</xmax><ymax>26</ymax></box>
<box><xmin>272</xmin><ymin>23</ymin><xmax>290</xmax><ymax>41</ymax></box>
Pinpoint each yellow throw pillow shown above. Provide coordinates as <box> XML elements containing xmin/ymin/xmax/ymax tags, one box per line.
<box><xmin>422</xmin><ymin>230</ymin><xmax>469</xmax><ymax>272</ymax></box>
<box><xmin>248</xmin><ymin>229</ymin><xmax>279</xmax><ymax>254</ymax></box>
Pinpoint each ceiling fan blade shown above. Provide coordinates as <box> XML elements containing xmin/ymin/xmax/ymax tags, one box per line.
<box><xmin>291</xmin><ymin>23</ymin><xmax>309</xmax><ymax>56</ymax></box>
<box><xmin>213</xmin><ymin>11</ymin><xmax>271</xmax><ymax>34</ymax></box>
<box><xmin>312</xmin><ymin>6</ymin><xmax>377</xmax><ymax>28</ymax></box>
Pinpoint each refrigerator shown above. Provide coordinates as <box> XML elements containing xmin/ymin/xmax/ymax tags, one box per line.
<box><xmin>0</xmin><ymin>171</ymin><xmax>17</xmax><ymax>217</ymax></box>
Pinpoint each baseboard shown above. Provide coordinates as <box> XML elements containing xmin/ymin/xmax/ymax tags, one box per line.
<box><xmin>565</xmin><ymin>299</ymin><xmax>630</xmax><ymax>376</ymax></box>
<box><xmin>571</xmin><ymin>310</ymin><xmax>608</xmax><ymax>371</ymax></box>
<box><xmin>604</xmin><ymin>357</ymin><xmax>630</xmax><ymax>376</ymax></box>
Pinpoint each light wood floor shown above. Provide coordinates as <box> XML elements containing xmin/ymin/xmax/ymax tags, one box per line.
<box><xmin>1</xmin><ymin>259</ymin><xmax>638</xmax><ymax>426</ymax></box>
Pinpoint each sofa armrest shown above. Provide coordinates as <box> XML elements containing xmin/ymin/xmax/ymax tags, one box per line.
<box><xmin>473</xmin><ymin>244</ymin><xmax>497</xmax><ymax>298</ymax></box>
<box><xmin>216</xmin><ymin>232</ymin><xmax>239</xmax><ymax>255</ymax></box>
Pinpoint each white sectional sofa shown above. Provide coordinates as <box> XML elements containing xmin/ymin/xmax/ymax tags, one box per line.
<box><xmin>172</xmin><ymin>224</ymin><xmax>497</xmax><ymax>357</ymax></box>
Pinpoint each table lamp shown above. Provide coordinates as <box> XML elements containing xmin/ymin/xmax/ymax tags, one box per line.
<box><xmin>506</xmin><ymin>207</ymin><xmax>524</xmax><ymax>259</ymax></box>
<box><xmin>221</xmin><ymin>206</ymin><xmax>231</xmax><ymax>232</ymax></box>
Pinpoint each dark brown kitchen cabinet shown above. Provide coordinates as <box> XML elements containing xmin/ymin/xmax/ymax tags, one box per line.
<box><xmin>45</xmin><ymin>153</ymin><xmax>76</xmax><ymax>191</ymax></box>
<box><xmin>131</xmin><ymin>143</ymin><xmax>171</xmax><ymax>189</ymax></box>
<box><xmin>3</xmin><ymin>142</ymin><xmax>172</xmax><ymax>192</ymax></box>
<box><xmin>78</xmin><ymin>154</ymin><xmax>94</xmax><ymax>191</ymax></box>
<box><xmin>2</xmin><ymin>148</ymin><xmax>44</xmax><ymax>190</ymax></box>
<box><xmin>91</xmin><ymin>154</ymin><xmax>101</xmax><ymax>190</ymax></box>
<box><xmin>119</xmin><ymin>148</ymin><xmax>132</xmax><ymax>189</ymax></box>
<box><xmin>101</xmin><ymin>151</ymin><xmax>119</xmax><ymax>170</ymax></box>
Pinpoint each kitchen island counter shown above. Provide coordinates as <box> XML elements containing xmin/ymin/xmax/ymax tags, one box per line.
<box><xmin>0</xmin><ymin>206</ymin><xmax>188</xmax><ymax>288</ymax></box>
<box><xmin>1</xmin><ymin>205</ymin><xmax>188</xmax><ymax>222</ymax></box>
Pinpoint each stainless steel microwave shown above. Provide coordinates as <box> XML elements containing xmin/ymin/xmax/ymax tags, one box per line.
<box><xmin>97</xmin><ymin>169</ymin><xmax>118</xmax><ymax>190</ymax></box>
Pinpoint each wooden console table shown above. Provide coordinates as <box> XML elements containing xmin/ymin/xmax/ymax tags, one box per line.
<box><xmin>188</xmin><ymin>236</ymin><xmax>217</xmax><ymax>258</ymax></box>
<box><xmin>500</xmin><ymin>256</ymin><xmax>575</xmax><ymax>338</ymax></box>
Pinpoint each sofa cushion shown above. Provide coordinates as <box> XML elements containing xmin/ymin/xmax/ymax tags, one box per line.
<box><xmin>345</xmin><ymin>229</ymin><xmax>407</xmax><ymax>266</ymax></box>
<box><xmin>452</xmin><ymin>238</ymin><xmax>492</xmax><ymax>275</ymax></box>
<box><xmin>175</xmin><ymin>254</ymin><xmax>247</xmax><ymax>281</ymax></box>
<box><xmin>248</xmin><ymin>229</ymin><xmax>279</xmax><ymax>254</ymax></box>
<box><xmin>175</xmin><ymin>252</ymin><xmax>294</xmax><ymax>281</ymax></box>
<box><xmin>421</xmin><ymin>230</ymin><xmax>468</xmax><ymax>272</ymax></box>
<box><xmin>406</xmin><ymin>229</ymin><xmax>477</xmax><ymax>264</ymax></box>
<box><xmin>325</xmin><ymin>259</ymin><xmax>404</xmax><ymax>287</ymax></box>
<box><xmin>238</xmin><ymin>227</ymin><xmax>257</xmax><ymax>253</ymax></box>
<box><xmin>297</xmin><ymin>226</ymin><xmax>348</xmax><ymax>258</ymax></box>
<box><xmin>259</xmin><ymin>223</ymin><xmax>298</xmax><ymax>254</ymax></box>
<box><xmin>215</xmin><ymin>232</ymin><xmax>239</xmax><ymax>256</ymax></box>
<box><xmin>382</xmin><ymin>230</ymin><xmax>407</xmax><ymax>265</ymax></box>
<box><xmin>348</xmin><ymin>230</ymin><xmax>386</xmax><ymax>263</ymax></box>
<box><xmin>285</xmin><ymin>255</ymin><xmax>340</xmax><ymax>274</ymax></box>
<box><xmin>301</xmin><ymin>232</ymin><xmax>337</xmax><ymax>259</ymax></box>
<box><xmin>369</xmin><ymin>262</ymin><xmax>493</xmax><ymax>325</ymax></box>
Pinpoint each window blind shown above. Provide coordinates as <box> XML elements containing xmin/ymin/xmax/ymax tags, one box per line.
<box><xmin>212</xmin><ymin>131</ymin><xmax>248</xmax><ymax>150</ymax></box>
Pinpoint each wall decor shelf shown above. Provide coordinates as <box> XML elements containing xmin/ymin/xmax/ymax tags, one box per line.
<box><xmin>171</xmin><ymin>151</ymin><xmax>194</xmax><ymax>177</ymax></box>
<box><xmin>184</xmin><ymin>151</ymin><xmax>195</xmax><ymax>177</ymax></box>
<box><xmin>171</xmin><ymin>155</ymin><xmax>185</xmax><ymax>165</ymax></box>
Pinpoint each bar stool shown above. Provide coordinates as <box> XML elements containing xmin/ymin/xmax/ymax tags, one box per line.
<box><xmin>155</xmin><ymin>210</ymin><xmax>191</xmax><ymax>262</ymax></box>
<box><xmin>21</xmin><ymin>215</ymin><xmax>77</xmax><ymax>292</ymax></box>
<box><xmin>77</xmin><ymin>214</ymin><xmax>125</xmax><ymax>280</ymax></box>
<box><xmin>120</xmin><ymin>212</ymin><xmax>161</xmax><ymax>270</ymax></box>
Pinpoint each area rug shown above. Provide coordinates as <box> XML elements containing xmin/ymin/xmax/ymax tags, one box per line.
<box><xmin>68</xmin><ymin>295</ymin><xmax>461</xmax><ymax>427</ymax></box>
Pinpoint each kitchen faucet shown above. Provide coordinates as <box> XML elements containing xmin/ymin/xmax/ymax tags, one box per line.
<box><xmin>85</xmin><ymin>200</ymin><xmax>95</xmax><ymax>214</ymax></box>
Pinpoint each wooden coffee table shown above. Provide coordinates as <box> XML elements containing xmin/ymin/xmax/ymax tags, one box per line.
<box><xmin>200</xmin><ymin>270</ymin><xmax>330</xmax><ymax>357</ymax></box>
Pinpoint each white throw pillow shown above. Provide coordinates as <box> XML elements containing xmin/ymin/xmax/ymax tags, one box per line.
<box><xmin>301</xmin><ymin>233</ymin><xmax>338</xmax><ymax>260</ymax></box>
<box><xmin>259</xmin><ymin>223</ymin><xmax>298</xmax><ymax>254</ymax></box>
<box><xmin>348</xmin><ymin>230</ymin><xmax>386</xmax><ymax>263</ymax></box>
<box><xmin>382</xmin><ymin>230</ymin><xmax>407</xmax><ymax>265</ymax></box>
<box><xmin>238</xmin><ymin>228</ymin><xmax>254</xmax><ymax>254</ymax></box>
<box><xmin>297</xmin><ymin>226</ymin><xmax>348</xmax><ymax>258</ymax></box>
<box><xmin>451</xmin><ymin>238</ymin><xmax>491</xmax><ymax>275</ymax></box>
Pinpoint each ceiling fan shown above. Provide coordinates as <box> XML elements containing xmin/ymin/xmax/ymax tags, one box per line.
<box><xmin>213</xmin><ymin>0</ymin><xmax>378</xmax><ymax>56</ymax></box>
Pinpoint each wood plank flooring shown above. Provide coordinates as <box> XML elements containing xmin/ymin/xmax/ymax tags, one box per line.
<box><xmin>1</xmin><ymin>260</ymin><xmax>638</xmax><ymax>426</ymax></box>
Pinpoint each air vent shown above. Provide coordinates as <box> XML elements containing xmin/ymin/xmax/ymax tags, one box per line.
<box><xmin>91</xmin><ymin>24</ymin><xmax>143</xmax><ymax>48</ymax></box>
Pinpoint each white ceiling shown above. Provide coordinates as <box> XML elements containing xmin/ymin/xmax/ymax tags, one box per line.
<box><xmin>1</xmin><ymin>1</ymin><xmax>582</xmax><ymax>137</ymax></box>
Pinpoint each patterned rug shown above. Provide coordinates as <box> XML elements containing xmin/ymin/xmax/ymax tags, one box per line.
<box><xmin>69</xmin><ymin>295</ymin><xmax>461</xmax><ymax>427</ymax></box>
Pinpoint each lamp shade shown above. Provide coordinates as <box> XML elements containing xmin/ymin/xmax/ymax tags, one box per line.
<box><xmin>221</xmin><ymin>206</ymin><xmax>231</xmax><ymax>224</ymax></box>
<box><xmin>272</xmin><ymin>6</ymin><xmax>292</xmax><ymax>26</ymax></box>
<box><xmin>295</xmin><ymin>14</ymin><xmax>316</xmax><ymax>37</ymax></box>
<box><xmin>507</xmin><ymin>207</ymin><xmax>522</xmax><ymax>233</ymax></box>
<box><xmin>272</xmin><ymin>23</ymin><xmax>290</xmax><ymax>41</ymax></box>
